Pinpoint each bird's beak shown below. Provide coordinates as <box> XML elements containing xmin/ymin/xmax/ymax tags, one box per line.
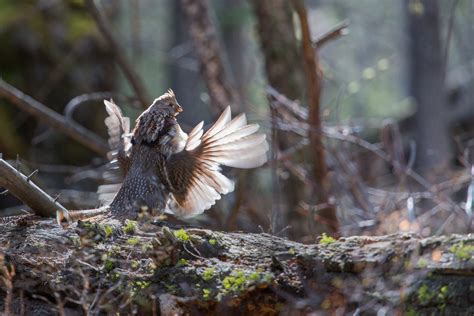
<box><xmin>175</xmin><ymin>104</ymin><xmax>183</xmax><ymax>114</ymax></box>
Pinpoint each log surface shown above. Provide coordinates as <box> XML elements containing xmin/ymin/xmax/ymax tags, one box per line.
<box><xmin>0</xmin><ymin>216</ymin><xmax>473</xmax><ymax>315</ymax></box>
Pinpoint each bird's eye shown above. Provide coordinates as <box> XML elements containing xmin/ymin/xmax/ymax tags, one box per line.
<box><xmin>168</xmin><ymin>103</ymin><xmax>173</xmax><ymax>107</ymax></box>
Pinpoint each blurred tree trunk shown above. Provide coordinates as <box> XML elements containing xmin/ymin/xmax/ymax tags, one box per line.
<box><xmin>169</xmin><ymin>1</ymin><xmax>205</xmax><ymax>125</ymax></box>
<box><xmin>251</xmin><ymin>0</ymin><xmax>306</xmax><ymax>235</ymax></box>
<box><xmin>216</xmin><ymin>0</ymin><xmax>251</xmax><ymax>111</ymax></box>
<box><xmin>180</xmin><ymin>0</ymin><xmax>239</xmax><ymax>115</ymax></box>
<box><xmin>406</xmin><ymin>0</ymin><xmax>450</xmax><ymax>174</ymax></box>
<box><xmin>251</xmin><ymin>0</ymin><xmax>305</xmax><ymax>100</ymax></box>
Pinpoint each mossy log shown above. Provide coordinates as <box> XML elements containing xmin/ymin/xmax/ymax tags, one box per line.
<box><xmin>0</xmin><ymin>216</ymin><xmax>473</xmax><ymax>315</ymax></box>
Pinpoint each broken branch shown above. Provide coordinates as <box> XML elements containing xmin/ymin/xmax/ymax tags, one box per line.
<box><xmin>0</xmin><ymin>158</ymin><xmax>67</xmax><ymax>217</ymax></box>
<box><xmin>313</xmin><ymin>20</ymin><xmax>349</xmax><ymax>49</ymax></box>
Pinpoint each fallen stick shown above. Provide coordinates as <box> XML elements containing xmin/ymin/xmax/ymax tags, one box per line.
<box><xmin>0</xmin><ymin>158</ymin><xmax>67</xmax><ymax>217</ymax></box>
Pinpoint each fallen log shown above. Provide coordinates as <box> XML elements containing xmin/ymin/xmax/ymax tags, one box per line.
<box><xmin>0</xmin><ymin>216</ymin><xmax>473</xmax><ymax>315</ymax></box>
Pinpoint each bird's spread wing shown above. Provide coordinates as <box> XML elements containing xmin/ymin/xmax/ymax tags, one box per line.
<box><xmin>98</xmin><ymin>100</ymin><xmax>132</xmax><ymax>204</ymax></box>
<box><xmin>165</xmin><ymin>106</ymin><xmax>268</xmax><ymax>217</ymax></box>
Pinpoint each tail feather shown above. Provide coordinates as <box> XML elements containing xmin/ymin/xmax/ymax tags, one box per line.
<box><xmin>57</xmin><ymin>207</ymin><xmax>108</xmax><ymax>227</ymax></box>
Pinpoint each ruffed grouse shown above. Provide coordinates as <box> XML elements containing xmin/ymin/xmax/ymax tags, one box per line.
<box><xmin>58</xmin><ymin>90</ymin><xmax>268</xmax><ymax>223</ymax></box>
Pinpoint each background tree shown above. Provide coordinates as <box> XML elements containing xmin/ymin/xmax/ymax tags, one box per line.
<box><xmin>406</xmin><ymin>0</ymin><xmax>450</xmax><ymax>174</ymax></box>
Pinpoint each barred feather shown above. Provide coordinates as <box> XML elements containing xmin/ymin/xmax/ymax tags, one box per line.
<box><xmin>167</xmin><ymin>106</ymin><xmax>268</xmax><ymax>217</ymax></box>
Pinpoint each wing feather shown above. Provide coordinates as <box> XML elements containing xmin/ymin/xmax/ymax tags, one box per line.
<box><xmin>166</xmin><ymin>106</ymin><xmax>268</xmax><ymax>217</ymax></box>
<box><xmin>98</xmin><ymin>100</ymin><xmax>132</xmax><ymax>204</ymax></box>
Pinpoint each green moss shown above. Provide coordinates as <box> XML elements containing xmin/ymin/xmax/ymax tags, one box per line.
<box><xmin>165</xmin><ymin>284</ymin><xmax>178</xmax><ymax>293</ymax></box>
<box><xmin>209</xmin><ymin>238</ymin><xmax>217</xmax><ymax>246</ymax></box>
<box><xmin>177</xmin><ymin>258</ymin><xmax>189</xmax><ymax>266</ymax></box>
<box><xmin>127</xmin><ymin>237</ymin><xmax>140</xmax><ymax>245</ymax></box>
<box><xmin>80</xmin><ymin>221</ymin><xmax>94</xmax><ymax>230</ymax></box>
<box><xmin>131</xmin><ymin>260</ymin><xmax>140</xmax><ymax>269</ymax></box>
<box><xmin>222</xmin><ymin>271</ymin><xmax>246</xmax><ymax>292</ymax></box>
<box><xmin>417</xmin><ymin>284</ymin><xmax>451</xmax><ymax>308</ymax></box>
<box><xmin>404</xmin><ymin>308</ymin><xmax>417</xmax><ymax>316</ymax></box>
<box><xmin>174</xmin><ymin>229</ymin><xmax>190</xmax><ymax>242</ymax></box>
<box><xmin>449</xmin><ymin>243</ymin><xmax>474</xmax><ymax>261</ymax></box>
<box><xmin>202</xmin><ymin>267</ymin><xmax>216</xmax><ymax>281</ymax></box>
<box><xmin>439</xmin><ymin>285</ymin><xmax>448</xmax><ymax>295</ymax></box>
<box><xmin>249</xmin><ymin>272</ymin><xmax>261</xmax><ymax>281</ymax></box>
<box><xmin>417</xmin><ymin>284</ymin><xmax>435</xmax><ymax>305</ymax></box>
<box><xmin>319</xmin><ymin>233</ymin><xmax>336</xmax><ymax>245</ymax></box>
<box><xmin>220</xmin><ymin>270</ymin><xmax>272</xmax><ymax>296</ymax></box>
<box><xmin>437</xmin><ymin>285</ymin><xmax>450</xmax><ymax>310</ymax></box>
<box><xmin>133</xmin><ymin>280</ymin><xmax>150</xmax><ymax>289</ymax></box>
<box><xmin>69</xmin><ymin>235</ymin><xmax>81</xmax><ymax>247</ymax></box>
<box><xmin>102</xmin><ymin>224</ymin><xmax>113</xmax><ymax>239</ymax></box>
<box><xmin>110</xmin><ymin>272</ymin><xmax>121</xmax><ymax>281</ymax></box>
<box><xmin>202</xmin><ymin>288</ymin><xmax>211</xmax><ymax>300</ymax></box>
<box><xmin>141</xmin><ymin>242</ymin><xmax>153</xmax><ymax>252</ymax></box>
<box><xmin>416</xmin><ymin>258</ymin><xmax>428</xmax><ymax>268</ymax></box>
<box><xmin>104</xmin><ymin>259</ymin><xmax>114</xmax><ymax>272</ymax></box>
<box><xmin>123</xmin><ymin>220</ymin><xmax>137</xmax><ymax>234</ymax></box>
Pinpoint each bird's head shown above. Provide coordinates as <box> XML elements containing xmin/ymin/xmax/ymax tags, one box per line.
<box><xmin>132</xmin><ymin>89</ymin><xmax>183</xmax><ymax>145</ymax></box>
<box><xmin>148</xmin><ymin>89</ymin><xmax>182</xmax><ymax>116</ymax></box>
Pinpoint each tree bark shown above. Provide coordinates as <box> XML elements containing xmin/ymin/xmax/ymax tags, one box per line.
<box><xmin>251</xmin><ymin>0</ymin><xmax>304</xmax><ymax>101</ymax></box>
<box><xmin>251</xmin><ymin>0</ymin><xmax>306</xmax><ymax>235</ymax></box>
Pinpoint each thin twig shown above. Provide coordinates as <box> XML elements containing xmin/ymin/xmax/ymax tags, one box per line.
<box><xmin>0</xmin><ymin>158</ymin><xmax>67</xmax><ymax>217</ymax></box>
<box><xmin>0</xmin><ymin>78</ymin><xmax>109</xmax><ymax>155</ymax></box>
<box><xmin>313</xmin><ymin>20</ymin><xmax>349</xmax><ymax>49</ymax></box>
<box><xmin>26</xmin><ymin>169</ymin><xmax>39</xmax><ymax>181</ymax></box>
<box><xmin>85</xmin><ymin>0</ymin><xmax>150</xmax><ymax>108</ymax></box>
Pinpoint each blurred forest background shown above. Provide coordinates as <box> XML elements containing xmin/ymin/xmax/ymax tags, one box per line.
<box><xmin>1</xmin><ymin>0</ymin><xmax>474</xmax><ymax>242</ymax></box>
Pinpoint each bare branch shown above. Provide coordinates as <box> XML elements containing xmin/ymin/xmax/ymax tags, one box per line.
<box><xmin>84</xmin><ymin>0</ymin><xmax>150</xmax><ymax>108</ymax></box>
<box><xmin>0</xmin><ymin>78</ymin><xmax>109</xmax><ymax>156</ymax></box>
<box><xmin>64</xmin><ymin>91</ymin><xmax>115</xmax><ymax>120</ymax></box>
<box><xmin>313</xmin><ymin>20</ymin><xmax>349</xmax><ymax>49</ymax></box>
<box><xmin>292</xmin><ymin>0</ymin><xmax>339</xmax><ymax>235</ymax></box>
<box><xmin>0</xmin><ymin>158</ymin><xmax>67</xmax><ymax>217</ymax></box>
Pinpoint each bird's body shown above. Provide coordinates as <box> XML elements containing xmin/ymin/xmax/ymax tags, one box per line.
<box><xmin>57</xmin><ymin>90</ymin><xmax>268</xmax><ymax>224</ymax></box>
<box><xmin>109</xmin><ymin>143</ymin><xmax>169</xmax><ymax>219</ymax></box>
